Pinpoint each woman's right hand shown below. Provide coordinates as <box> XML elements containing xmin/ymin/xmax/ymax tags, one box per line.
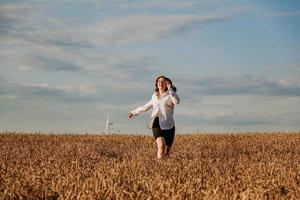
<box><xmin>128</xmin><ymin>112</ymin><xmax>134</xmax><ymax>119</ymax></box>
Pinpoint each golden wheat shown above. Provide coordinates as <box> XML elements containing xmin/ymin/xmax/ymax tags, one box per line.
<box><xmin>0</xmin><ymin>132</ymin><xmax>299</xmax><ymax>199</ymax></box>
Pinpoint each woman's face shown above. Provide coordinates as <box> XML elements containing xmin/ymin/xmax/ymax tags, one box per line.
<box><xmin>157</xmin><ymin>77</ymin><xmax>167</xmax><ymax>91</ymax></box>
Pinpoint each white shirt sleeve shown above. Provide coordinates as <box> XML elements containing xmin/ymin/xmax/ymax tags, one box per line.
<box><xmin>131</xmin><ymin>98</ymin><xmax>153</xmax><ymax>117</ymax></box>
<box><xmin>168</xmin><ymin>88</ymin><xmax>180</xmax><ymax>105</ymax></box>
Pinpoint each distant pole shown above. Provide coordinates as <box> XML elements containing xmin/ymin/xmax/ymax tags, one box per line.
<box><xmin>105</xmin><ymin>113</ymin><xmax>113</xmax><ymax>134</ymax></box>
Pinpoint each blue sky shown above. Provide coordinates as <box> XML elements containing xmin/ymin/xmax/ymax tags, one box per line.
<box><xmin>0</xmin><ymin>0</ymin><xmax>300</xmax><ymax>134</ymax></box>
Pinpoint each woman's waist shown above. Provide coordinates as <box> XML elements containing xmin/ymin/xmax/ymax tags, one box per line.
<box><xmin>150</xmin><ymin>109</ymin><xmax>173</xmax><ymax>117</ymax></box>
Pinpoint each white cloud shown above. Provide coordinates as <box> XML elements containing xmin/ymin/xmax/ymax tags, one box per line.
<box><xmin>133</xmin><ymin>1</ymin><xmax>199</xmax><ymax>9</ymax></box>
<box><xmin>0</xmin><ymin>1</ymin><xmax>246</xmax><ymax>46</ymax></box>
<box><xmin>0</xmin><ymin>2</ymin><xmax>39</xmax><ymax>18</ymax></box>
<box><xmin>265</xmin><ymin>10</ymin><xmax>300</xmax><ymax>18</ymax></box>
<box><xmin>58</xmin><ymin>82</ymin><xmax>98</xmax><ymax>96</ymax></box>
<box><xmin>177</xmin><ymin>75</ymin><xmax>300</xmax><ymax>97</ymax></box>
<box><xmin>86</xmin><ymin>11</ymin><xmax>238</xmax><ymax>45</ymax></box>
<box><xmin>0</xmin><ymin>32</ymin><xmax>157</xmax><ymax>87</ymax></box>
<box><xmin>125</xmin><ymin>0</ymin><xmax>228</xmax><ymax>11</ymax></box>
<box><xmin>175</xmin><ymin>94</ymin><xmax>300</xmax><ymax>132</ymax></box>
<box><xmin>54</xmin><ymin>0</ymin><xmax>223</xmax><ymax>11</ymax></box>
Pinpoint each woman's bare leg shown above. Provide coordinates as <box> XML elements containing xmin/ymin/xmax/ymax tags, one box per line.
<box><xmin>156</xmin><ymin>137</ymin><xmax>166</xmax><ymax>159</ymax></box>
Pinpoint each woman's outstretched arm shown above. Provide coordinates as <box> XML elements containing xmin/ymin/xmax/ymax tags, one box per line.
<box><xmin>129</xmin><ymin>99</ymin><xmax>153</xmax><ymax>119</ymax></box>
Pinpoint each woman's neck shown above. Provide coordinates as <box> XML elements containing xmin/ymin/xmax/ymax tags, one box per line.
<box><xmin>159</xmin><ymin>89</ymin><xmax>166</xmax><ymax>95</ymax></box>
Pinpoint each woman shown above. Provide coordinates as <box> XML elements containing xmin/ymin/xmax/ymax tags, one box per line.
<box><xmin>128</xmin><ymin>75</ymin><xmax>180</xmax><ymax>159</ymax></box>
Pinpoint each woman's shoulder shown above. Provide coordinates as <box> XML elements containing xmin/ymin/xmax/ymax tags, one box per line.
<box><xmin>151</xmin><ymin>92</ymin><xmax>160</xmax><ymax>99</ymax></box>
<box><xmin>151</xmin><ymin>92</ymin><xmax>157</xmax><ymax>98</ymax></box>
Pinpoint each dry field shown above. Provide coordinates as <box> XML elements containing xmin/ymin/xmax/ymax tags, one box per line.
<box><xmin>0</xmin><ymin>132</ymin><xmax>299</xmax><ymax>200</ymax></box>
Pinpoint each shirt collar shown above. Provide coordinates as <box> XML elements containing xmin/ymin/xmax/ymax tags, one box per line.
<box><xmin>155</xmin><ymin>91</ymin><xmax>168</xmax><ymax>99</ymax></box>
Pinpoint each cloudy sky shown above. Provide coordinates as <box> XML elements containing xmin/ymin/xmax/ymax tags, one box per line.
<box><xmin>1</xmin><ymin>0</ymin><xmax>300</xmax><ymax>134</ymax></box>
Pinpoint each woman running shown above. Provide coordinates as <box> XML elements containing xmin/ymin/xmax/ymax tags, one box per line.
<box><xmin>128</xmin><ymin>75</ymin><xmax>180</xmax><ymax>159</ymax></box>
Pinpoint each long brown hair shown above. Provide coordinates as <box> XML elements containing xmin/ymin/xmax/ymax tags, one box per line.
<box><xmin>155</xmin><ymin>75</ymin><xmax>177</xmax><ymax>93</ymax></box>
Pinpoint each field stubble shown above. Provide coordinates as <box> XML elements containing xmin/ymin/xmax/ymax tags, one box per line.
<box><xmin>0</xmin><ymin>132</ymin><xmax>299</xmax><ymax>199</ymax></box>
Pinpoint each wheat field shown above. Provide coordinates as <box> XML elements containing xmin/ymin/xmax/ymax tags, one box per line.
<box><xmin>0</xmin><ymin>132</ymin><xmax>299</xmax><ymax>199</ymax></box>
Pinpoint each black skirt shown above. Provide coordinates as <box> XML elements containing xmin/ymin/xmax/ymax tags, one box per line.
<box><xmin>152</xmin><ymin>117</ymin><xmax>175</xmax><ymax>146</ymax></box>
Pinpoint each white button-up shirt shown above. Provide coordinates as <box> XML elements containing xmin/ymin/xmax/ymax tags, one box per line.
<box><xmin>131</xmin><ymin>88</ymin><xmax>180</xmax><ymax>130</ymax></box>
